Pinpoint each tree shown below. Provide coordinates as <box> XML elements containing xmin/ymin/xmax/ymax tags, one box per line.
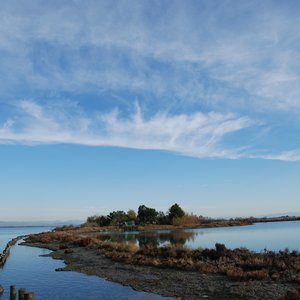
<box><xmin>86</xmin><ymin>215</ymin><xmax>99</xmax><ymax>224</ymax></box>
<box><xmin>127</xmin><ymin>209</ymin><xmax>137</xmax><ymax>221</ymax></box>
<box><xmin>137</xmin><ymin>205</ymin><xmax>158</xmax><ymax>224</ymax></box>
<box><xmin>157</xmin><ymin>211</ymin><xmax>170</xmax><ymax>225</ymax></box>
<box><xmin>97</xmin><ymin>215</ymin><xmax>111</xmax><ymax>226</ymax></box>
<box><xmin>108</xmin><ymin>210</ymin><xmax>128</xmax><ymax>225</ymax></box>
<box><xmin>86</xmin><ymin>215</ymin><xmax>110</xmax><ymax>226</ymax></box>
<box><xmin>168</xmin><ymin>203</ymin><xmax>185</xmax><ymax>221</ymax></box>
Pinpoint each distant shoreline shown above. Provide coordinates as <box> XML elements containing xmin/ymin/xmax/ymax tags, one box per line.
<box><xmin>0</xmin><ymin>225</ymin><xmax>53</xmax><ymax>228</ymax></box>
<box><xmin>86</xmin><ymin>216</ymin><xmax>300</xmax><ymax>233</ymax></box>
<box><xmin>1</xmin><ymin>216</ymin><xmax>300</xmax><ymax>230</ymax></box>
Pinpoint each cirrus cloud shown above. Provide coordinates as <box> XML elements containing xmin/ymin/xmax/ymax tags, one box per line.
<box><xmin>0</xmin><ymin>100</ymin><xmax>255</xmax><ymax>159</ymax></box>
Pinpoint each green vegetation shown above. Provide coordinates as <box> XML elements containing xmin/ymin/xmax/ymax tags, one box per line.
<box><xmin>137</xmin><ymin>205</ymin><xmax>159</xmax><ymax>224</ymax></box>
<box><xmin>85</xmin><ymin>204</ymin><xmax>300</xmax><ymax>229</ymax></box>
<box><xmin>85</xmin><ymin>203</ymin><xmax>187</xmax><ymax>227</ymax></box>
<box><xmin>168</xmin><ymin>203</ymin><xmax>185</xmax><ymax>222</ymax></box>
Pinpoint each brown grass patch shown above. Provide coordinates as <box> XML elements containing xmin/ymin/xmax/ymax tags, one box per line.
<box><xmin>172</xmin><ymin>214</ymin><xmax>201</xmax><ymax>226</ymax></box>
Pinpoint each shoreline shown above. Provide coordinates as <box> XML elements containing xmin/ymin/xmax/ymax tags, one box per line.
<box><xmin>80</xmin><ymin>217</ymin><xmax>300</xmax><ymax>233</ymax></box>
<box><xmin>1</xmin><ymin>216</ymin><xmax>299</xmax><ymax>232</ymax></box>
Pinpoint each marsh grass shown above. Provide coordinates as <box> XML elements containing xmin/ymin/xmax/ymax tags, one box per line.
<box><xmin>25</xmin><ymin>231</ymin><xmax>300</xmax><ymax>283</ymax></box>
<box><xmin>172</xmin><ymin>214</ymin><xmax>201</xmax><ymax>226</ymax></box>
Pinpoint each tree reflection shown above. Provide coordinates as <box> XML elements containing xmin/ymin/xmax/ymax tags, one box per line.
<box><xmin>97</xmin><ymin>230</ymin><xmax>198</xmax><ymax>247</ymax></box>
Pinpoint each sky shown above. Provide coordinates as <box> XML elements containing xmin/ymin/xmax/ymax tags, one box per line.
<box><xmin>0</xmin><ymin>0</ymin><xmax>300</xmax><ymax>221</ymax></box>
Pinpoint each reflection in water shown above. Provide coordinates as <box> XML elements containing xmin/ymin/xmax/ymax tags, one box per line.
<box><xmin>97</xmin><ymin>230</ymin><xmax>200</xmax><ymax>247</ymax></box>
<box><xmin>97</xmin><ymin>221</ymin><xmax>300</xmax><ymax>252</ymax></box>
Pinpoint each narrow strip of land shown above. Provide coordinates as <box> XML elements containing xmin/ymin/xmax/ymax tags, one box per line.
<box><xmin>0</xmin><ymin>236</ymin><xmax>24</xmax><ymax>267</ymax></box>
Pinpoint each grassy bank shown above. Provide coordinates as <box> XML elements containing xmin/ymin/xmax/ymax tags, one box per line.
<box><xmin>81</xmin><ymin>216</ymin><xmax>300</xmax><ymax>233</ymax></box>
<box><xmin>79</xmin><ymin>219</ymin><xmax>255</xmax><ymax>233</ymax></box>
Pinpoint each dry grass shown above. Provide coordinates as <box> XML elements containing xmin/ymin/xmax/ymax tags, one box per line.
<box><xmin>226</xmin><ymin>268</ymin><xmax>269</xmax><ymax>281</ymax></box>
<box><xmin>172</xmin><ymin>214</ymin><xmax>201</xmax><ymax>226</ymax></box>
<box><xmin>25</xmin><ymin>231</ymin><xmax>101</xmax><ymax>248</ymax></box>
<box><xmin>98</xmin><ymin>243</ymin><xmax>300</xmax><ymax>282</ymax></box>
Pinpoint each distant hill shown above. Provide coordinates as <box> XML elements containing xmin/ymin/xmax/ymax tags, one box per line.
<box><xmin>0</xmin><ymin>220</ymin><xmax>83</xmax><ymax>227</ymax></box>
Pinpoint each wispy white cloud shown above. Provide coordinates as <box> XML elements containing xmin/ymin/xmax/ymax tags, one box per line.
<box><xmin>1</xmin><ymin>99</ymin><xmax>300</xmax><ymax>161</ymax></box>
<box><xmin>0</xmin><ymin>100</ymin><xmax>256</xmax><ymax>158</ymax></box>
<box><xmin>1</xmin><ymin>1</ymin><xmax>300</xmax><ymax>113</ymax></box>
<box><xmin>255</xmin><ymin>150</ymin><xmax>300</xmax><ymax>162</ymax></box>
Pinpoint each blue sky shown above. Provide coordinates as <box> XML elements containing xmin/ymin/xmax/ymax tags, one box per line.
<box><xmin>0</xmin><ymin>0</ymin><xmax>300</xmax><ymax>221</ymax></box>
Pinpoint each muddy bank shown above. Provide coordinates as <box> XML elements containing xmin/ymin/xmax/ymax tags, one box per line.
<box><xmin>21</xmin><ymin>240</ymin><xmax>299</xmax><ymax>300</ymax></box>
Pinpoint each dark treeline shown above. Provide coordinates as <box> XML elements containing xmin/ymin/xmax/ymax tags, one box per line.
<box><xmin>85</xmin><ymin>204</ymin><xmax>300</xmax><ymax>228</ymax></box>
<box><xmin>86</xmin><ymin>203</ymin><xmax>194</xmax><ymax>226</ymax></box>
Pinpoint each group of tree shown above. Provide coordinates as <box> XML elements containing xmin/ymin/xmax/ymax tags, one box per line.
<box><xmin>86</xmin><ymin>203</ymin><xmax>186</xmax><ymax>227</ymax></box>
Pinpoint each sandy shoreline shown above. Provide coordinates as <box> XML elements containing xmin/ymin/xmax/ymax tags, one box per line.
<box><xmin>21</xmin><ymin>241</ymin><xmax>299</xmax><ymax>299</ymax></box>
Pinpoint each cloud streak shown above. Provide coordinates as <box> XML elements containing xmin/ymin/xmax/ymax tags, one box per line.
<box><xmin>0</xmin><ymin>100</ymin><xmax>256</xmax><ymax>159</ymax></box>
<box><xmin>254</xmin><ymin>150</ymin><xmax>300</xmax><ymax>162</ymax></box>
<box><xmin>0</xmin><ymin>100</ymin><xmax>299</xmax><ymax>161</ymax></box>
<box><xmin>1</xmin><ymin>1</ymin><xmax>300</xmax><ymax>112</ymax></box>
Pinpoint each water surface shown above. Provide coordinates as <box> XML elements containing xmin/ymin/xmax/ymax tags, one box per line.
<box><xmin>0</xmin><ymin>228</ymin><xmax>172</xmax><ymax>300</ymax></box>
<box><xmin>98</xmin><ymin>221</ymin><xmax>300</xmax><ymax>252</ymax></box>
<box><xmin>0</xmin><ymin>227</ymin><xmax>53</xmax><ymax>250</ymax></box>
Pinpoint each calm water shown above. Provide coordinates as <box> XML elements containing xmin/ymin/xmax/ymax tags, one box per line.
<box><xmin>0</xmin><ymin>227</ymin><xmax>53</xmax><ymax>250</ymax></box>
<box><xmin>0</xmin><ymin>228</ymin><xmax>172</xmax><ymax>300</ymax></box>
<box><xmin>98</xmin><ymin>221</ymin><xmax>300</xmax><ymax>252</ymax></box>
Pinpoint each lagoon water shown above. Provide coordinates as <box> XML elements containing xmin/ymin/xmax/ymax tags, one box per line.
<box><xmin>1</xmin><ymin>221</ymin><xmax>299</xmax><ymax>299</ymax></box>
<box><xmin>0</xmin><ymin>227</ymin><xmax>172</xmax><ymax>300</ymax></box>
<box><xmin>99</xmin><ymin>221</ymin><xmax>300</xmax><ymax>252</ymax></box>
<box><xmin>0</xmin><ymin>227</ymin><xmax>53</xmax><ymax>251</ymax></box>
<box><xmin>184</xmin><ymin>221</ymin><xmax>300</xmax><ymax>251</ymax></box>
